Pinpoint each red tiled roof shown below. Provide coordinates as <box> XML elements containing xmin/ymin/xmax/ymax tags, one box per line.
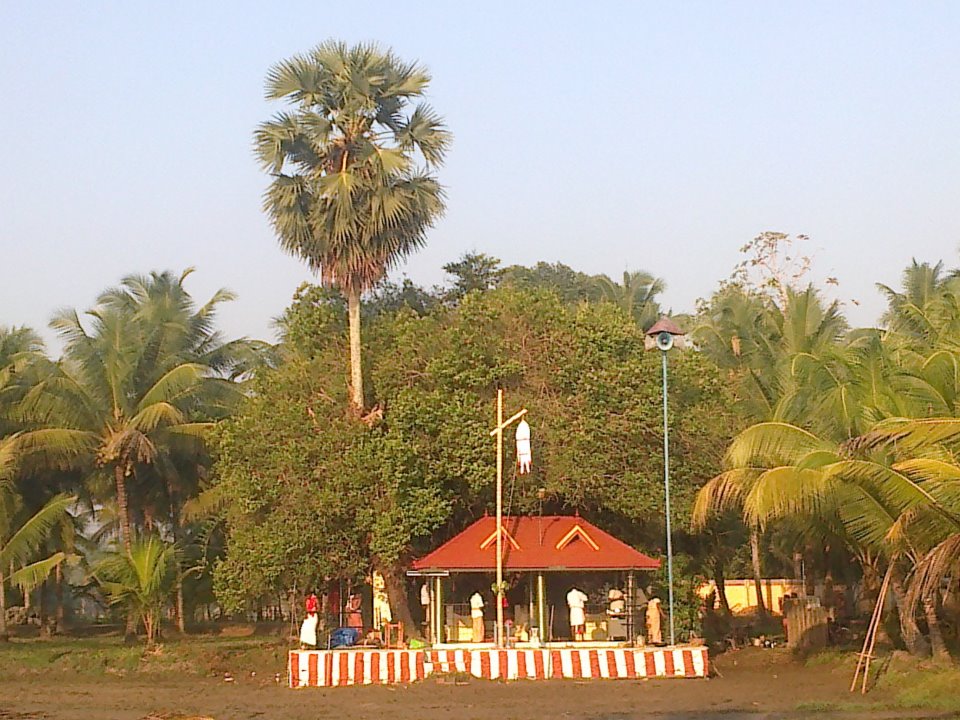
<box><xmin>646</xmin><ymin>317</ymin><xmax>685</xmax><ymax>336</ymax></box>
<box><xmin>411</xmin><ymin>516</ymin><xmax>660</xmax><ymax>572</ymax></box>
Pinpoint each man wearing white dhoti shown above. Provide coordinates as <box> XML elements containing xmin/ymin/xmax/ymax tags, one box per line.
<box><xmin>470</xmin><ymin>591</ymin><xmax>485</xmax><ymax>642</ymax></box>
<box><xmin>567</xmin><ymin>587</ymin><xmax>588</xmax><ymax>641</ymax></box>
<box><xmin>372</xmin><ymin>571</ymin><xmax>392</xmax><ymax>630</ymax></box>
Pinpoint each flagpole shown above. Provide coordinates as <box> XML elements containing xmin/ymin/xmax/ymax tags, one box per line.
<box><xmin>496</xmin><ymin>388</ymin><xmax>504</xmax><ymax>648</ymax></box>
<box><xmin>488</xmin><ymin>392</ymin><xmax>527</xmax><ymax>649</ymax></box>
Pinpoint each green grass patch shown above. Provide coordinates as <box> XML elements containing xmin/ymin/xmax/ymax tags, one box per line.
<box><xmin>803</xmin><ymin>648</ymin><xmax>855</xmax><ymax>667</ymax></box>
<box><xmin>0</xmin><ymin>635</ymin><xmax>290</xmax><ymax>680</ymax></box>
<box><xmin>884</xmin><ymin>667</ymin><xmax>960</xmax><ymax>712</ymax></box>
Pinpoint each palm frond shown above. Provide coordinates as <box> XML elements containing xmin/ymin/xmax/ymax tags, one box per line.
<box><xmin>691</xmin><ymin>469</ymin><xmax>759</xmax><ymax>529</ymax></box>
<box><xmin>8</xmin><ymin>552</ymin><xmax>66</xmax><ymax>592</ymax></box>
<box><xmin>725</xmin><ymin>422</ymin><xmax>832</xmax><ymax>468</ymax></box>
<box><xmin>0</xmin><ymin>493</ymin><xmax>74</xmax><ymax>568</ymax></box>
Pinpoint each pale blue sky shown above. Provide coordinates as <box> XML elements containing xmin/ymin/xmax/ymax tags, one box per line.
<box><xmin>3</xmin><ymin>1</ymin><xmax>959</xmax><ymax>347</ymax></box>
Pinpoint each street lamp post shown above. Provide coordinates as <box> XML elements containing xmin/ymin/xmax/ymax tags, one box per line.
<box><xmin>645</xmin><ymin>317</ymin><xmax>686</xmax><ymax>647</ymax></box>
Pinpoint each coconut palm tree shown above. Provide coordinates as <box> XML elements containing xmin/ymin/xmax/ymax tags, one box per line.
<box><xmin>695</xmin><ymin>416</ymin><xmax>960</xmax><ymax>657</ymax></box>
<box><xmin>693</xmin><ymin>286</ymin><xmax>847</xmax><ymax>614</ymax></box>
<box><xmin>14</xmin><ymin>276</ymin><xmax>248</xmax><ymax>556</ymax></box>
<box><xmin>255</xmin><ymin>40</ymin><xmax>451</xmax><ymax>412</ymax></box>
<box><xmin>594</xmin><ymin>270</ymin><xmax>665</xmax><ymax>330</ymax></box>
<box><xmin>93</xmin><ymin>535</ymin><xmax>177</xmax><ymax>645</ymax></box>
<box><xmin>878</xmin><ymin>260</ymin><xmax>960</xmax><ymax>347</ymax></box>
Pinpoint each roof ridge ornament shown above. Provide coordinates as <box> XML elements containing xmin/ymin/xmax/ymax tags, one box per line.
<box><xmin>480</xmin><ymin>525</ymin><xmax>521</xmax><ymax>551</ymax></box>
<box><xmin>555</xmin><ymin>523</ymin><xmax>600</xmax><ymax>551</ymax></box>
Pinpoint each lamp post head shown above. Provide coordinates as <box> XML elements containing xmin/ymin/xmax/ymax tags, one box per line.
<box><xmin>645</xmin><ymin>317</ymin><xmax>686</xmax><ymax>352</ymax></box>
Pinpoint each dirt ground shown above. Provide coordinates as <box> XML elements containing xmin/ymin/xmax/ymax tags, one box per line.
<box><xmin>0</xmin><ymin>648</ymin><xmax>949</xmax><ymax>720</ymax></box>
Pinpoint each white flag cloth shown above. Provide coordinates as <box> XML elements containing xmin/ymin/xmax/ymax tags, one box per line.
<box><xmin>515</xmin><ymin>419</ymin><xmax>532</xmax><ymax>474</ymax></box>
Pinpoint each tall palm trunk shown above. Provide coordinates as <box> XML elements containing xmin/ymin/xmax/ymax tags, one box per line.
<box><xmin>114</xmin><ymin>465</ymin><xmax>133</xmax><ymax>556</ymax></box>
<box><xmin>922</xmin><ymin>589</ymin><xmax>949</xmax><ymax>663</ymax></box>
<box><xmin>750</xmin><ymin>528</ymin><xmax>767</xmax><ymax>616</ymax></box>
<box><xmin>114</xmin><ymin>464</ymin><xmax>137</xmax><ymax>641</ymax></box>
<box><xmin>0</xmin><ymin>570</ymin><xmax>8</xmax><ymax>641</ymax></box>
<box><xmin>170</xmin><ymin>501</ymin><xmax>186</xmax><ymax>634</ymax></box>
<box><xmin>346</xmin><ymin>287</ymin><xmax>364</xmax><ymax>413</ymax></box>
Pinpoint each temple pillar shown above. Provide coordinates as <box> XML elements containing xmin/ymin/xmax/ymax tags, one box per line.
<box><xmin>433</xmin><ymin>576</ymin><xmax>444</xmax><ymax>643</ymax></box>
<box><xmin>627</xmin><ymin>571</ymin><xmax>636</xmax><ymax>643</ymax></box>
<box><xmin>536</xmin><ymin>572</ymin><xmax>547</xmax><ymax>641</ymax></box>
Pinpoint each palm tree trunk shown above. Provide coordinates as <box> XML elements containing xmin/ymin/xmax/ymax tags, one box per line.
<box><xmin>346</xmin><ymin>287</ymin><xmax>364</xmax><ymax>413</ymax></box>
<box><xmin>750</xmin><ymin>528</ymin><xmax>767</xmax><ymax>616</ymax></box>
<box><xmin>114</xmin><ymin>465</ymin><xmax>138</xmax><ymax>642</ymax></box>
<box><xmin>0</xmin><ymin>571</ymin><xmax>8</xmax><ymax>641</ymax></box>
<box><xmin>170</xmin><ymin>501</ymin><xmax>186</xmax><ymax>634</ymax></box>
<box><xmin>713</xmin><ymin>557</ymin><xmax>731</xmax><ymax>615</ymax></box>
<box><xmin>37</xmin><ymin>581</ymin><xmax>47</xmax><ymax>635</ymax></box>
<box><xmin>890</xmin><ymin>571</ymin><xmax>927</xmax><ymax>656</ymax></box>
<box><xmin>55</xmin><ymin>564</ymin><xmax>65</xmax><ymax>634</ymax></box>
<box><xmin>114</xmin><ymin>465</ymin><xmax>133</xmax><ymax>556</ymax></box>
<box><xmin>922</xmin><ymin>589</ymin><xmax>949</xmax><ymax>663</ymax></box>
<box><xmin>175</xmin><ymin>580</ymin><xmax>186</xmax><ymax>634</ymax></box>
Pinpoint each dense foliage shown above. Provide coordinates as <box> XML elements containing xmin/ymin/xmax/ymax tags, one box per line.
<box><xmin>213</xmin><ymin>279</ymin><xmax>734</xmax><ymax>627</ymax></box>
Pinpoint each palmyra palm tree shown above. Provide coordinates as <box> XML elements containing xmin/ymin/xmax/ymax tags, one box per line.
<box><xmin>255</xmin><ymin>40</ymin><xmax>451</xmax><ymax>412</ymax></box>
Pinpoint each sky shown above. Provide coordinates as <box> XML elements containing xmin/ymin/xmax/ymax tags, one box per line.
<box><xmin>2</xmin><ymin>1</ymin><xmax>959</xmax><ymax>349</ymax></box>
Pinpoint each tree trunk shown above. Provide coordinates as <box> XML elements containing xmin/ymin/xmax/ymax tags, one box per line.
<box><xmin>170</xmin><ymin>501</ymin><xmax>186</xmax><ymax>634</ymax></box>
<box><xmin>0</xmin><ymin>572</ymin><xmax>8</xmax><ymax>641</ymax></box>
<box><xmin>346</xmin><ymin>287</ymin><xmax>364</xmax><ymax>413</ymax></box>
<box><xmin>890</xmin><ymin>572</ymin><xmax>928</xmax><ymax>656</ymax></box>
<box><xmin>750</xmin><ymin>528</ymin><xmax>767</xmax><ymax>616</ymax></box>
<box><xmin>713</xmin><ymin>557</ymin><xmax>731</xmax><ymax>615</ymax></box>
<box><xmin>114</xmin><ymin>465</ymin><xmax>133</xmax><ymax>556</ymax></box>
<box><xmin>379</xmin><ymin>562</ymin><xmax>419</xmax><ymax>640</ymax></box>
<box><xmin>144</xmin><ymin>611</ymin><xmax>155</xmax><ymax>646</ymax></box>
<box><xmin>55</xmin><ymin>564</ymin><xmax>65</xmax><ymax>634</ymax></box>
<box><xmin>804</xmin><ymin>545</ymin><xmax>817</xmax><ymax>597</ymax></box>
<box><xmin>176</xmin><ymin>582</ymin><xmax>186</xmax><ymax>634</ymax></box>
<box><xmin>37</xmin><ymin>581</ymin><xmax>47</xmax><ymax>635</ymax></box>
<box><xmin>922</xmin><ymin>589</ymin><xmax>950</xmax><ymax>664</ymax></box>
<box><xmin>115</xmin><ymin>465</ymin><xmax>137</xmax><ymax>642</ymax></box>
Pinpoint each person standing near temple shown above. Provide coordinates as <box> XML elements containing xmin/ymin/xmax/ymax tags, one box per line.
<box><xmin>470</xmin><ymin>591</ymin><xmax>485</xmax><ymax>643</ymax></box>
<box><xmin>646</xmin><ymin>597</ymin><xmax>664</xmax><ymax>645</ymax></box>
<box><xmin>566</xmin><ymin>586</ymin><xmax>588</xmax><ymax>641</ymax></box>
<box><xmin>345</xmin><ymin>592</ymin><xmax>363</xmax><ymax>631</ymax></box>
<box><xmin>372</xmin><ymin>571</ymin><xmax>392</xmax><ymax>631</ymax></box>
<box><xmin>299</xmin><ymin>592</ymin><xmax>319</xmax><ymax>648</ymax></box>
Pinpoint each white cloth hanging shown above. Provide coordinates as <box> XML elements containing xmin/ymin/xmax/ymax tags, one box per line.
<box><xmin>515</xmin><ymin>419</ymin><xmax>532</xmax><ymax>474</ymax></box>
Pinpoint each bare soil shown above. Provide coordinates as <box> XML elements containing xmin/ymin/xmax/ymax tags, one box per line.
<box><xmin>0</xmin><ymin>648</ymin><xmax>949</xmax><ymax>720</ymax></box>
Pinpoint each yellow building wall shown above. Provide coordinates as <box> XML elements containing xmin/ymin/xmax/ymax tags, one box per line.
<box><xmin>697</xmin><ymin>578</ymin><xmax>804</xmax><ymax>615</ymax></box>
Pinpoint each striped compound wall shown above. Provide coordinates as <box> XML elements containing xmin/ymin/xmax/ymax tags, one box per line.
<box><xmin>289</xmin><ymin>646</ymin><xmax>708</xmax><ymax>687</ymax></box>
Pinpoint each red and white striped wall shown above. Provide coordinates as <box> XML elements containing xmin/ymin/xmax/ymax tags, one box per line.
<box><xmin>289</xmin><ymin>646</ymin><xmax>708</xmax><ymax>688</ymax></box>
